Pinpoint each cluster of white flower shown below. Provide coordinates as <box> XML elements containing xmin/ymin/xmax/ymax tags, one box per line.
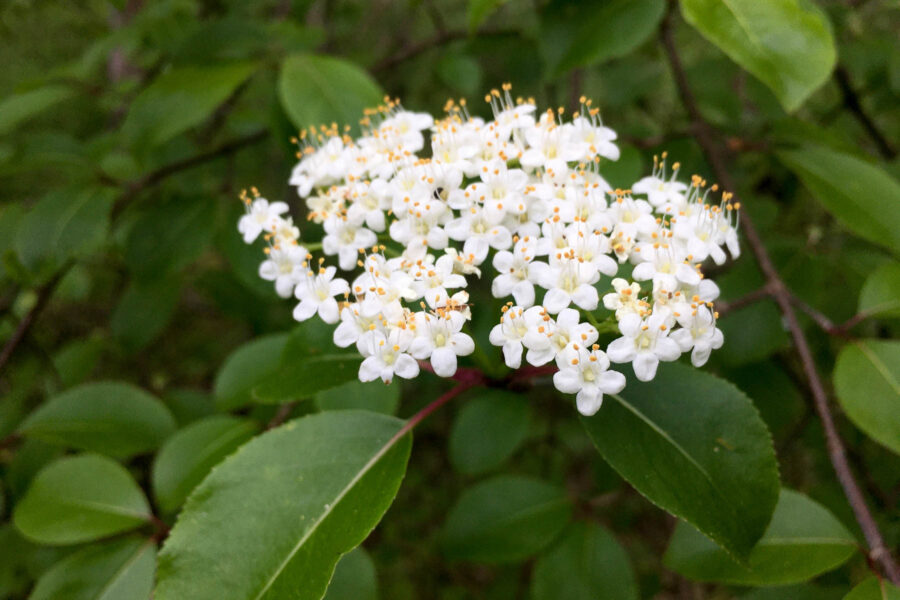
<box><xmin>237</xmin><ymin>85</ymin><xmax>740</xmax><ymax>416</ymax></box>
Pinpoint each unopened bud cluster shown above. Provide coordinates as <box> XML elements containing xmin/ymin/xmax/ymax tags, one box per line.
<box><xmin>237</xmin><ymin>85</ymin><xmax>740</xmax><ymax>415</ymax></box>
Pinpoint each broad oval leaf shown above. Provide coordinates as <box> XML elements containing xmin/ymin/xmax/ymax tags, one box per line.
<box><xmin>14</xmin><ymin>454</ymin><xmax>151</xmax><ymax>545</ymax></box>
<box><xmin>531</xmin><ymin>522</ymin><xmax>638</xmax><ymax>600</ymax></box>
<box><xmin>30</xmin><ymin>536</ymin><xmax>156</xmax><ymax>600</ymax></box>
<box><xmin>110</xmin><ymin>276</ymin><xmax>182</xmax><ymax>353</ymax></box>
<box><xmin>322</xmin><ymin>547</ymin><xmax>377</xmax><ymax>600</ymax></box>
<box><xmin>448</xmin><ymin>389</ymin><xmax>531</xmax><ymax>475</ymax></box>
<box><xmin>859</xmin><ymin>262</ymin><xmax>900</xmax><ymax>318</ymax></box>
<box><xmin>278</xmin><ymin>54</ymin><xmax>383</xmax><ymax>132</ymax></box>
<box><xmin>0</xmin><ymin>85</ymin><xmax>75</xmax><ymax>135</ymax></box>
<box><xmin>834</xmin><ymin>340</ymin><xmax>900</xmax><ymax>455</ymax></box>
<box><xmin>777</xmin><ymin>145</ymin><xmax>900</xmax><ymax>256</ymax></box>
<box><xmin>252</xmin><ymin>354</ymin><xmax>363</xmax><ymax>404</ymax></box>
<box><xmin>844</xmin><ymin>577</ymin><xmax>900</xmax><ymax>600</ymax></box>
<box><xmin>555</xmin><ymin>0</ymin><xmax>665</xmax><ymax>74</ymax></box>
<box><xmin>316</xmin><ymin>379</ymin><xmax>400</xmax><ymax>415</ymax></box>
<box><xmin>440</xmin><ymin>475</ymin><xmax>572</xmax><ymax>564</ymax></box>
<box><xmin>579</xmin><ymin>362</ymin><xmax>779</xmax><ymax>562</ymax></box>
<box><xmin>14</xmin><ymin>187</ymin><xmax>114</xmax><ymax>274</ymax></box>
<box><xmin>681</xmin><ymin>0</ymin><xmax>836</xmax><ymax>111</ymax></box>
<box><xmin>18</xmin><ymin>381</ymin><xmax>176</xmax><ymax>459</ymax></box>
<box><xmin>155</xmin><ymin>410</ymin><xmax>411</xmax><ymax>600</ymax></box>
<box><xmin>152</xmin><ymin>415</ymin><xmax>259</xmax><ymax>514</ymax></box>
<box><xmin>123</xmin><ymin>62</ymin><xmax>257</xmax><ymax>148</ymax></box>
<box><xmin>214</xmin><ymin>334</ymin><xmax>289</xmax><ymax>411</ymax></box>
<box><xmin>664</xmin><ymin>489</ymin><xmax>856</xmax><ymax>585</ymax></box>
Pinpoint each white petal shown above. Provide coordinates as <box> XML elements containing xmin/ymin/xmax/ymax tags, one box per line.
<box><xmin>633</xmin><ymin>352</ymin><xmax>659</xmax><ymax>381</ymax></box>
<box><xmin>358</xmin><ymin>357</ymin><xmax>381</xmax><ymax>382</ymax></box>
<box><xmin>333</xmin><ymin>322</ymin><xmax>358</xmax><ymax>348</ymax></box>
<box><xmin>293</xmin><ymin>299</ymin><xmax>318</xmax><ymax>322</ymax></box>
<box><xmin>317</xmin><ymin>298</ymin><xmax>340</xmax><ymax>324</ymax></box>
<box><xmin>502</xmin><ymin>342</ymin><xmax>523</xmax><ymax>369</ymax></box>
<box><xmin>451</xmin><ymin>333</ymin><xmax>475</xmax><ymax>356</ymax></box>
<box><xmin>394</xmin><ymin>354</ymin><xmax>420</xmax><ymax>379</ymax></box>
<box><xmin>596</xmin><ymin>369</ymin><xmax>626</xmax><ymax>395</ymax></box>
<box><xmin>543</xmin><ymin>288</ymin><xmax>570</xmax><ymax>314</ymax></box>
<box><xmin>654</xmin><ymin>337</ymin><xmax>682</xmax><ymax>362</ymax></box>
<box><xmin>691</xmin><ymin>343</ymin><xmax>712</xmax><ymax>367</ymax></box>
<box><xmin>553</xmin><ymin>368</ymin><xmax>582</xmax><ymax>393</ymax></box>
<box><xmin>572</xmin><ymin>284</ymin><xmax>599</xmax><ymax>311</ymax></box>
<box><xmin>431</xmin><ymin>347</ymin><xmax>458</xmax><ymax>377</ymax></box>
<box><xmin>575</xmin><ymin>388</ymin><xmax>603</xmax><ymax>416</ymax></box>
<box><xmin>607</xmin><ymin>337</ymin><xmax>636</xmax><ymax>364</ymax></box>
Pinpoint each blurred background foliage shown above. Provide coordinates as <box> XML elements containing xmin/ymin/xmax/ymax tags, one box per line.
<box><xmin>0</xmin><ymin>0</ymin><xmax>898</xmax><ymax>598</ymax></box>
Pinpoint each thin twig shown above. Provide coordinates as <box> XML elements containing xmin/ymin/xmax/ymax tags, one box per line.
<box><xmin>715</xmin><ymin>285</ymin><xmax>772</xmax><ymax>319</ymax></box>
<box><xmin>786</xmin><ymin>291</ymin><xmax>876</xmax><ymax>338</ymax></box>
<box><xmin>834</xmin><ymin>65</ymin><xmax>896</xmax><ymax>160</ymax></box>
<box><xmin>0</xmin><ymin>266</ymin><xmax>69</xmax><ymax>377</ymax></box>
<box><xmin>660</xmin><ymin>3</ymin><xmax>900</xmax><ymax>583</ymax></box>
<box><xmin>267</xmin><ymin>401</ymin><xmax>298</xmax><ymax>430</ymax></box>
<box><xmin>372</xmin><ymin>28</ymin><xmax>518</xmax><ymax>73</ymax></box>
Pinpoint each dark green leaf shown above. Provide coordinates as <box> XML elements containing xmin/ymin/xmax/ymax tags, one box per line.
<box><xmin>323</xmin><ymin>547</ymin><xmax>377</xmax><ymax>600</ymax></box>
<box><xmin>156</xmin><ymin>411</ymin><xmax>411</xmax><ymax>600</ymax></box>
<box><xmin>681</xmin><ymin>0</ymin><xmax>836</xmax><ymax>111</ymax></box>
<box><xmin>14</xmin><ymin>454</ymin><xmax>151</xmax><ymax>545</ymax></box>
<box><xmin>18</xmin><ymin>381</ymin><xmax>177</xmax><ymax>459</ymax></box>
<box><xmin>844</xmin><ymin>577</ymin><xmax>900</xmax><ymax>600</ymax></box>
<box><xmin>448</xmin><ymin>389</ymin><xmax>531</xmax><ymax>475</ymax></box>
<box><xmin>214</xmin><ymin>334</ymin><xmax>290</xmax><ymax>411</ymax></box>
<box><xmin>316</xmin><ymin>379</ymin><xmax>400</xmax><ymax>415</ymax></box>
<box><xmin>124</xmin><ymin>196</ymin><xmax>215</xmax><ymax>280</ymax></box>
<box><xmin>52</xmin><ymin>334</ymin><xmax>105</xmax><ymax>388</ymax></box>
<box><xmin>834</xmin><ymin>340</ymin><xmax>900</xmax><ymax>455</ymax></box>
<box><xmin>152</xmin><ymin>415</ymin><xmax>259</xmax><ymax>514</ymax></box>
<box><xmin>278</xmin><ymin>54</ymin><xmax>383</xmax><ymax>132</ymax></box>
<box><xmin>440</xmin><ymin>475</ymin><xmax>572</xmax><ymax>563</ymax></box>
<box><xmin>555</xmin><ymin>0</ymin><xmax>665</xmax><ymax>74</ymax></box>
<box><xmin>531</xmin><ymin>522</ymin><xmax>638</xmax><ymax>600</ymax></box>
<box><xmin>14</xmin><ymin>188</ymin><xmax>114</xmax><ymax>273</ymax></box>
<box><xmin>664</xmin><ymin>489</ymin><xmax>856</xmax><ymax>585</ymax></box>
<box><xmin>110</xmin><ymin>276</ymin><xmax>182</xmax><ymax>352</ymax></box>
<box><xmin>859</xmin><ymin>262</ymin><xmax>900</xmax><ymax>318</ymax></box>
<box><xmin>252</xmin><ymin>354</ymin><xmax>363</xmax><ymax>404</ymax></box>
<box><xmin>0</xmin><ymin>85</ymin><xmax>75</xmax><ymax>135</ymax></box>
<box><xmin>468</xmin><ymin>0</ymin><xmax>508</xmax><ymax>32</ymax></box>
<box><xmin>777</xmin><ymin>145</ymin><xmax>900</xmax><ymax>255</ymax></box>
<box><xmin>741</xmin><ymin>584</ymin><xmax>847</xmax><ymax>600</ymax></box>
<box><xmin>30</xmin><ymin>536</ymin><xmax>156</xmax><ymax>600</ymax></box>
<box><xmin>579</xmin><ymin>363</ymin><xmax>779</xmax><ymax>562</ymax></box>
<box><xmin>123</xmin><ymin>62</ymin><xmax>257</xmax><ymax>147</ymax></box>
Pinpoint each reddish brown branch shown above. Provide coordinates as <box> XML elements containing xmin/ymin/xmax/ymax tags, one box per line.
<box><xmin>660</xmin><ymin>3</ymin><xmax>900</xmax><ymax>583</ymax></box>
<box><xmin>715</xmin><ymin>285</ymin><xmax>772</xmax><ymax>319</ymax></box>
<box><xmin>834</xmin><ymin>65</ymin><xmax>896</xmax><ymax>160</ymax></box>
<box><xmin>0</xmin><ymin>267</ymin><xmax>68</xmax><ymax>377</ymax></box>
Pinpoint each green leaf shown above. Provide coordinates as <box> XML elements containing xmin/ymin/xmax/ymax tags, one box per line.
<box><xmin>579</xmin><ymin>362</ymin><xmax>779</xmax><ymax>562</ymax></box>
<box><xmin>14</xmin><ymin>454</ymin><xmax>151</xmax><ymax>545</ymax></box>
<box><xmin>834</xmin><ymin>340</ymin><xmax>900</xmax><ymax>455</ymax></box>
<box><xmin>214</xmin><ymin>334</ymin><xmax>289</xmax><ymax>411</ymax></box>
<box><xmin>531</xmin><ymin>522</ymin><xmax>638</xmax><ymax>600</ymax></box>
<box><xmin>278</xmin><ymin>54</ymin><xmax>383</xmax><ymax>132</ymax></box>
<box><xmin>555</xmin><ymin>0</ymin><xmax>665</xmax><ymax>74</ymax></box>
<box><xmin>124</xmin><ymin>196</ymin><xmax>215</xmax><ymax>281</ymax></box>
<box><xmin>316</xmin><ymin>379</ymin><xmax>400</xmax><ymax>415</ymax></box>
<box><xmin>741</xmin><ymin>584</ymin><xmax>847</xmax><ymax>600</ymax></box>
<box><xmin>18</xmin><ymin>381</ymin><xmax>177</xmax><ymax>459</ymax></box>
<box><xmin>859</xmin><ymin>262</ymin><xmax>900</xmax><ymax>318</ymax></box>
<box><xmin>110</xmin><ymin>276</ymin><xmax>182</xmax><ymax>352</ymax></box>
<box><xmin>30</xmin><ymin>536</ymin><xmax>156</xmax><ymax>600</ymax></box>
<box><xmin>155</xmin><ymin>411</ymin><xmax>411</xmax><ymax>600</ymax></box>
<box><xmin>123</xmin><ymin>62</ymin><xmax>257</xmax><ymax>147</ymax></box>
<box><xmin>844</xmin><ymin>577</ymin><xmax>900</xmax><ymax>600</ymax></box>
<box><xmin>152</xmin><ymin>416</ymin><xmax>259</xmax><ymax>514</ymax></box>
<box><xmin>322</xmin><ymin>547</ymin><xmax>377</xmax><ymax>600</ymax></box>
<box><xmin>680</xmin><ymin>0</ymin><xmax>836</xmax><ymax>111</ymax></box>
<box><xmin>0</xmin><ymin>85</ymin><xmax>75</xmax><ymax>135</ymax></box>
<box><xmin>468</xmin><ymin>0</ymin><xmax>508</xmax><ymax>32</ymax></box>
<box><xmin>52</xmin><ymin>334</ymin><xmax>105</xmax><ymax>388</ymax></box>
<box><xmin>440</xmin><ymin>475</ymin><xmax>572</xmax><ymax>564</ymax></box>
<box><xmin>664</xmin><ymin>489</ymin><xmax>856</xmax><ymax>585</ymax></box>
<box><xmin>14</xmin><ymin>188</ymin><xmax>114</xmax><ymax>274</ymax></box>
<box><xmin>777</xmin><ymin>146</ymin><xmax>900</xmax><ymax>256</ymax></box>
<box><xmin>448</xmin><ymin>389</ymin><xmax>531</xmax><ymax>475</ymax></box>
<box><xmin>252</xmin><ymin>354</ymin><xmax>363</xmax><ymax>404</ymax></box>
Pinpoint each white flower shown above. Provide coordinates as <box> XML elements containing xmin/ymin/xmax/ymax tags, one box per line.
<box><xmin>670</xmin><ymin>305</ymin><xmax>723</xmax><ymax>367</ymax></box>
<box><xmin>258</xmin><ymin>244</ymin><xmax>308</xmax><ymax>298</ymax></box>
<box><xmin>602</xmin><ymin>278</ymin><xmax>646</xmax><ymax>319</ymax></box>
<box><xmin>293</xmin><ymin>266</ymin><xmax>350</xmax><ymax>324</ymax></box>
<box><xmin>553</xmin><ymin>345</ymin><xmax>626</xmax><ymax>416</ymax></box>
<box><xmin>607</xmin><ymin>312</ymin><xmax>681</xmax><ymax>381</ymax></box>
<box><xmin>445</xmin><ymin>206</ymin><xmax>512</xmax><ymax>265</ymax></box>
<box><xmin>631</xmin><ymin>244</ymin><xmax>701</xmax><ymax>293</ymax></box>
<box><xmin>322</xmin><ymin>214</ymin><xmax>378</xmax><ymax>271</ymax></box>
<box><xmin>238</xmin><ymin>198</ymin><xmax>289</xmax><ymax>243</ymax></box>
<box><xmin>490</xmin><ymin>237</ymin><xmax>549</xmax><ymax>307</ymax></box>
<box><xmin>410</xmin><ymin>253</ymin><xmax>468</xmax><ymax>309</ymax></box>
<box><xmin>489</xmin><ymin>305</ymin><xmax>544</xmax><ymax>369</ymax></box>
<box><xmin>410</xmin><ymin>312</ymin><xmax>475</xmax><ymax>377</ymax></box>
<box><xmin>632</xmin><ymin>174</ymin><xmax>687</xmax><ymax>209</ymax></box>
<box><xmin>359</xmin><ymin>329</ymin><xmax>419</xmax><ymax>384</ymax></box>
<box><xmin>523</xmin><ymin>308</ymin><xmax>597</xmax><ymax>367</ymax></box>
<box><xmin>538</xmin><ymin>253</ymin><xmax>600</xmax><ymax>314</ymax></box>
